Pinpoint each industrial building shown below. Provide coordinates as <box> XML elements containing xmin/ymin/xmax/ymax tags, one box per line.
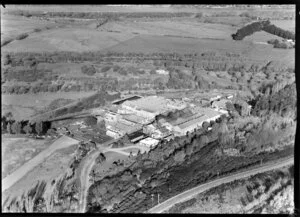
<box><xmin>143</xmin><ymin>124</ymin><xmax>171</xmax><ymax>139</ymax></box>
<box><xmin>139</xmin><ymin>137</ymin><xmax>160</xmax><ymax>149</ymax></box>
<box><xmin>211</xmin><ymin>99</ymin><xmax>230</xmax><ymax>114</ymax></box>
<box><xmin>160</xmin><ymin>107</ymin><xmax>223</xmax><ymax>136</ymax></box>
<box><xmin>119</xmin><ymin>96</ymin><xmax>187</xmax><ymax>120</ymax></box>
<box><xmin>105</xmin><ymin>120</ymin><xmax>142</xmax><ymax>139</ymax></box>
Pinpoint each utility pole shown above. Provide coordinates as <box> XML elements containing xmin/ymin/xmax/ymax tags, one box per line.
<box><xmin>158</xmin><ymin>193</ymin><xmax>160</xmax><ymax>204</ymax></box>
<box><xmin>151</xmin><ymin>194</ymin><xmax>154</xmax><ymax>207</ymax></box>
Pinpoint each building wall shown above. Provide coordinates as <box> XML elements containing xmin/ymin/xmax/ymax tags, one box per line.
<box><xmin>106</xmin><ymin>129</ymin><xmax>121</xmax><ymax>139</ymax></box>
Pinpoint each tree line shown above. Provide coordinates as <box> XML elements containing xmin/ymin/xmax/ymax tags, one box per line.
<box><xmin>9</xmin><ymin>10</ymin><xmax>194</xmax><ymax>19</ymax></box>
<box><xmin>232</xmin><ymin>20</ymin><xmax>295</xmax><ymax>41</ymax></box>
<box><xmin>1</xmin><ymin>112</ymin><xmax>52</xmax><ymax>136</ymax></box>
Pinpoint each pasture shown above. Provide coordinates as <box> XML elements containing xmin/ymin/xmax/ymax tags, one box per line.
<box><xmin>3</xmin><ymin>27</ymin><xmax>135</xmax><ymax>52</ymax></box>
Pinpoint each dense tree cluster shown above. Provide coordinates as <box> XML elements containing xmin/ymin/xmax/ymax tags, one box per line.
<box><xmin>232</xmin><ymin>20</ymin><xmax>270</xmax><ymax>40</ymax></box>
<box><xmin>252</xmin><ymin>82</ymin><xmax>296</xmax><ymax>118</ymax></box>
<box><xmin>1</xmin><ymin>112</ymin><xmax>52</xmax><ymax>135</ymax></box>
<box><xmin>263</xmin><ymin>24</ymin><xmax>295</xmax><ymax>40</ymax></box>
<box><xmin>232</xmin><ymin>20</ymin><xmax>295</xmax><ymax>41</ymax></box>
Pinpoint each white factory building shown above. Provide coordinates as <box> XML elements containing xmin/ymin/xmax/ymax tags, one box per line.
<box><xmin>139</xmin><ymin>137</ymin><xmax>160</xmax><ymax>149</ymax></box>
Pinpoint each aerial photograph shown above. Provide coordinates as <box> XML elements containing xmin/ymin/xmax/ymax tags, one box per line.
<box><xmin>1</xmin><ymin>4</ymin><xmax>296</xmax><ymax>213</ymax></box>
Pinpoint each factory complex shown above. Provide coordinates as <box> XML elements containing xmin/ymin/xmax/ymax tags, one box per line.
<box><xmin>99</xmin><ymin>94</ymin><xmax>232</xmax><ymax>150</ymax></box>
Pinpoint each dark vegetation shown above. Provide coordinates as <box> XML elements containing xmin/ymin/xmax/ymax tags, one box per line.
<box><xmin>1</xmin><ymin>112</ymin><xmax>52</xmax><ymax>136</ymax></box>
<box><xmin>252</xmin><ymin>83</ymin><xmax>296</xmax><ymax>118</ymax></box>
<box><xmin>81</xmin><ymin>65</ymin><xmax>96</xmax><ymax>76</ymax></box>
<box><xmin>15</xmin><ymin>33</ymin><xmax>29</xmax><ymax>40</ymax></box>
<box><xmin>232</xmin><ymin>20</ymin><xmax>295</xmax><ymax>41</ymax></box>
<box><xmin>267</xmin><ymin>39</ymin><xmax>294</xmax><ymax>49</ymax></box>
<box><xmin>2</xmin><ymin>51</ymin><xmax>293</xmax><ymax>95</ymax></box>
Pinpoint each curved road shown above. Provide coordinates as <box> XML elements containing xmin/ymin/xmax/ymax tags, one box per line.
<box><xmin>147</xmin><ymin>156</ymin><xmax>294</xmax><ymax>213</ymax></box>
<box><xmin>79</xmin><ymin>149</ymin><xmax>107</xmax><ymax>213</ymax></box>
<box><xmin>78</xmin><ymin>144</ymin><xmax>148</xmax><ymax>213</ymax></box>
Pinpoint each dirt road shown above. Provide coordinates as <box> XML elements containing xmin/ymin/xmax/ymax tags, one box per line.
<box><xmin>147</xmin><ymin>156</ymin><xmax>294</xmax><ymax>213</ymax></box>
<box><xmin>78</xmin><ymin>149</ymin><xmax>106</xmax><ymax>213</ymax></box>
<box><xmin>1</xmin><ymin>135</ymin><xmax>78</xmax><ymax>193</ymax></box>
<box><xmin>78</xmin><ymin>144</ymin><xmax>149</xmax><ymax>212</ymax></box>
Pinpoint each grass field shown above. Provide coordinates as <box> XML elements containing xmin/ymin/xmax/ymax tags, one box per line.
<box><xmin>104</xmin><ymin>35</ymin><xmax>294</xmax><ymax>66</ymax></box>
<box><xmin>1</xmin><ymin>136</ymin><xmax>55</xmax><ymax>179</ymax></box>
<box><xmin>1</xmin><ymin>91</ymin><xmax>97</xmax><ymax>120</ymax></box>
<box><xmin>100</xmin><ymin>19</ymin><xmax>235</xmax><ymax>39</ymax></box>
<box><xmin>1</xmin><ymin>14</ymin><xmax>57</xmax><ymax>40</ymax></box>
<box><xmin>1</xmin><ymin>143</ymin><xmax>77</xmax><ymax>204</ymax></box>
<box><xmin>2</xmin><ymin>26</ymin><xmax>135</xmax><ymax>52</ymax></box>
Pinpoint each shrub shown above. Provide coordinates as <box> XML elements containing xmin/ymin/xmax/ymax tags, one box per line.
<box><xmin>1</xmin><ymin>38</ymin><xmax>14</xmax><ymax>46</ymax></box>
<box><xmin>34</xmin><ymin>28</ymin><xmax>42</xmax><ymax>32</ymax></box>
<box><xmin>16</xmin><ymin>33</ymin><xmax>29</xmax><ymax>40</ymax></box>
<box><xmin>273</xmin><ymin>42</ymin><xmax>288</xmax><ymax>49</ymax></box>
<box><xmin>81</xmin><ymin>65</ymin><xmax>96</xmax><ymax>76</ymax></box>
<box><xmin>101</xmin><ymin>66</ymin><xmax>111</xmax><ymax>73</ymax></box>
<box><xmin>195</xmin><ymin>12</ymin><xmax>203</xmax><ymax>18</ymax></box>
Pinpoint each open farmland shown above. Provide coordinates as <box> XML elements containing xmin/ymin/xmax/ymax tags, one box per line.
<box><xmin>3</xmin><ymin>27</ymin><xmax>135</xmax><ymax>52</ymax></box>
<box><xmin>104</xmin><ymin>35</ymin><xmax>294</xmax><ymax>67</ymax></box>
<box><xmin>99</xmin><ymin>18</ymin><xmax>235</xmax><ymax>40</ymax></box>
